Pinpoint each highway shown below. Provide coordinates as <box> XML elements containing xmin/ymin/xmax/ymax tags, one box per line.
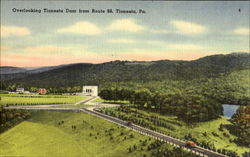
<box><xmin>4</xmin><ymin>97</ymin><xmax>227</xmax><ymax>157</ymax></box>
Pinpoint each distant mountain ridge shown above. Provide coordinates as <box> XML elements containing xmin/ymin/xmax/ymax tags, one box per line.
<box><xmin>1</xmin><ymin>52</ymin><xmax>249</xmax><ymax>87</ymax></box>
<box><xmin>0</xmin><ymin>67</ymin><xmax>27</xmax><ymax>74</ymax></box>
<box><xmin>0</xmin><ymin>64</ymin><xmax>72</xmax><ymax>74</ymax></box>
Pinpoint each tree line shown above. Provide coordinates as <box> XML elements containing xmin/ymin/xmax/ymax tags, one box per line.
<box><xmin>0</xmin><ymin>83</ymin><xmax>82</xmax><ymax>94</ymax></box>
<box><xmin>0</xmin><ymin>106</ymin><xmax>31</xmax><ymax>132</ymax></box>
<box><xmin>99</xmin><ymin>88</ymin><xmax>222</xmax><ymax>122</ymax></box>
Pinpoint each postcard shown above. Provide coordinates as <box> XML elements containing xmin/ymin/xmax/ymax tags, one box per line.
<box><xmin>0</xmin><ymin>1</ymin><xmax>249</xmax><ymax>157</ymax></box>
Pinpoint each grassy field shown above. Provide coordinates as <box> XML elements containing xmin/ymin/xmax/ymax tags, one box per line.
<box><xmin>101</xmin><ymin>107</ymin><xmax>249</xmax><ymax>156</ymax></box>
<box><xmin>93</xmin><ymin>97</ymin><xmax>129</xmax><ymax>104</ymax></box>
<box><xmin>0</xmin><ymin>94</ymin><xmax>86</xmax><ymax>106</ymax></box>
<box><xmin>0</xmin><ymin>111</ymin><xmax>196</xmax><ymax>157</ymax></box>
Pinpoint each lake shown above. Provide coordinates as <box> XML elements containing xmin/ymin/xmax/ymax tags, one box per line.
<box><xmin>222</xmin><ymin>104</ymin><xmax>240</xmax><ymax>118</ymax></box>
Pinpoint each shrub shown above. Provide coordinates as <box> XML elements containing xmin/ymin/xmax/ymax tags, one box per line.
<box><xmin>212</xmin><ymin>132</ymin><xmax>219</xmax><ymax>137</ymax></box>
<box><xmin>129</xmin><ymin>134</ymin><xmax>134</xmax><ymax>138</ymax></box>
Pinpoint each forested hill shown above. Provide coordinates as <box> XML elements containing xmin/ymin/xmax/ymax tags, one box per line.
<box><xmin>1</xmin><ymin>52</ymin><xmax>249</xmax><ymax>87</ymax></box>
<box><xmin>0</xmin><ymin>67</ymin><xmax>27</xmax><ymax>74</ymax></box>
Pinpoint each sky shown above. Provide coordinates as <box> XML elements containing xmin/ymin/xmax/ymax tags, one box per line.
<box><xmin>1</xmin><ymin>1</ymin><xmax>249</xmax><ymax>67</ymax></box>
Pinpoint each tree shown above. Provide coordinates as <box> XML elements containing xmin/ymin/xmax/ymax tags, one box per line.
<box><xmin>231</xmin><ymin>105</ymin><xmax>250</xmax><ymax>146</ymax></box>
<box><xmin>133</xmin><ymin>89</ymin><xmax>152</xmax><ymax>109</ymax></box>
<box><xmin>72</xmin><ymin>86</ymin><xmax>81</xmax><ymax>93</ymax></box>
<box><xmin>30</xmin><ymin>87</ymin><xmax>38</xmax><ymax>92</ymax></box>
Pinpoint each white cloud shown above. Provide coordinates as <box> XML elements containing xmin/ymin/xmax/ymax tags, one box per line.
<box><xmin>233</xmin><ymin>27</ymin><xmax>249</xmax><ymax>35</ymax></box>
<box><xmin>171</xmin><ymin>20</ymin><xmax>206</xmax><ymax>35</ymax></box>
<box><xmin>108</xmin><ymin>19</ymin><xmax>145</xmax><ymax>32</ymax></box>
<box><xmin>150</xmin><ymin>29</ymin><xmax>169</xmax><ymax>34</ymax></box>
<box><xmin>140</xmin><ymin>40</ymin><xmax>204</xmax><ymax>51</ymax></box>
<box><xmin>107</xmin><ymin>38</ymin><xmax>136</xmax><ymax>44</ymax></box>
<box><xmin>57</xmin><ymin>21</ymin><xmax>101</xmax><ymax>35</ymax></box>
<box><xmin>107</xmin><ymin>38</ymin><xmax>204</xmax><ymax>51</ymax></box>
<box><xmin>1</xmin><ymin>25</ymin><xmax>31</xmax><ymax>38</ymax></box>
<box><xmin>143</xmin><ymin>40</ymin><xmax>166</xmax><ymax>46</ymax></box>
<box><xmin>167</xmin><ymin>43</ymin><xmax>204</xmax><ymax>51</ymax></box>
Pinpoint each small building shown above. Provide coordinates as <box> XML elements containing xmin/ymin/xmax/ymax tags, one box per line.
<box><xmin>23</xmin><ymin>91</ymin><xmax>30</xmax><ymax>94</ymax></box>
<box><xmin>82</xmin><ymin>86</ymin><xmax>98</xmax><ymax>96</ymax></box>
<box><xmin>16</xmin><ymin>88</ymin><xmax>24</xmax><ymax>93</ymax></box>
<box><xmin>37</xmin><ymin>88</ymin><xmax>47</xmax><ymax>95</ymax></box>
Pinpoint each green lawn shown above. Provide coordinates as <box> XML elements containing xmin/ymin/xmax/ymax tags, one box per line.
<box><xmin>93</xmin><ymin>97</ymin><xmax>129</xmax><ymax>104</ymax></box>
<box><xmin>0</xmin><ymin>94</ymin><xmax>86</xmax><ymax>106</ymax></box>
<box><xmin>0</xmin><ymin>111</ymin><xmax>196</xmax><ymax>157</ymax></box>
<box><xmin>102</xmin><ymin>107</ymin><xmax>250</xmax><ymax>156</ymax></box>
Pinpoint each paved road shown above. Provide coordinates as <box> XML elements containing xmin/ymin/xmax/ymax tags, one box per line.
<box><xmin>74</xmin><ymin>96</ymin><xmax>97</xmax><ymax>105</ymax></box>
<box><xmin>4</xmin><ymin>97</ymin><xmax>227</xmax><ymax>157</ymax></box>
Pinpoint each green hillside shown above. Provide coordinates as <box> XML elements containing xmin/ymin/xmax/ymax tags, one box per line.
<box><xmin>100</xmin><ymin>68</ymin><xmax>250</xmax><ymax>105</ymax></box>
<box><xmin>1</xmin><ymin>53</ymin><xmax>249</xmax><ymax>88</ymax></box>
<box><xmin>0</xmin><ymin>111</ymin><xmax>197</xmax><ymax>157</ymax></box>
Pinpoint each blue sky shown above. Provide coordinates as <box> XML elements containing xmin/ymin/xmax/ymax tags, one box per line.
<box><xmin>1</xmin><ymin>1</ymin><xmax>249</xmax><ymax>67</ymax></box>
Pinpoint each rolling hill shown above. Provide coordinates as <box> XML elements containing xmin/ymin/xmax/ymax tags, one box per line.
<box><xmin>0</xmin><ymin>52</ymin><xmax>249</xmax><ymax>88</ymax></box>
<box><xmin>0</xmin><ymin>67</ymin><xmax>27</xmax><ymax>74</ymax></box>
<box><xmin>0</xmin><ymin>111</ymin><xmax>196</xmax><ymax>157</ymax></box>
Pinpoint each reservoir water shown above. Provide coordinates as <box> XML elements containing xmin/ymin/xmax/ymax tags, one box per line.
<box><xmin>222</xmin><ymin>104</ymin><xmax>240</xmax><ymax>118</ymax></box>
